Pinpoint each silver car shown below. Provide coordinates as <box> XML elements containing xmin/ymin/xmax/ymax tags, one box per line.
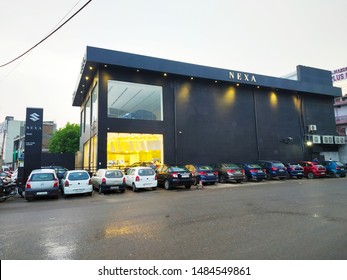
<box><xmin>25</xmin><ymin>169</ymin><xmax>60</xmax><ymax>201</ymax></box>
<box><xmin>91</xmin><ymin>169</ymin><xmax>126</xmax><ymax>194</ymax></box>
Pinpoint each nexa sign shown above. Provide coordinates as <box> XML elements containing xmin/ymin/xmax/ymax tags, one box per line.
<box><xmin>229</xmin><ymin>71</ymin><xmax>257</xmax><ymax>83</ymax></box>
<box><xmin>24</xmin><ymin>108</ymin><xmax>43</xmax><ymax>181</ymax></box>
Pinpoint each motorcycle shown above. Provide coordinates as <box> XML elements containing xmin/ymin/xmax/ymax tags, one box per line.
<box><xmin>0</xmin><ymin>176</ymin><xmax>24</xmax><ymax>202</ymax></box>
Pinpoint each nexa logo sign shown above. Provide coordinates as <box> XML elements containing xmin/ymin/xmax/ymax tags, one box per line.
<box><xmin>29</xmin><ymin>113</ymin><xmax>40</xmax><ymax>122</ymax></box>
<box><xmin>229</xmin><ymin>71</ymin><xmax>257</xmax><ymax>83</ymax></box>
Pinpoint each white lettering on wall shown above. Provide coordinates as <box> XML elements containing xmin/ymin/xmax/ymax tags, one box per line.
<box><xmin>229</xmin><ymin>71</ymin><xmax>257</xmax><ymax>83</ymax></box>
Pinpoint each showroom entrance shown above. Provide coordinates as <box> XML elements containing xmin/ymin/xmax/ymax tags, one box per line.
<box><xmin>106</xmin><ymin>133</ymin><xmax>163</xmax><ymax>169</ymax></box>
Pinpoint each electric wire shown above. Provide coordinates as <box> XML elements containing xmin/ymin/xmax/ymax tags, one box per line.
<box><xmin>0</xmin><ymin>0</ymin><xmax>93</xmax><ymax>68</ymax></box>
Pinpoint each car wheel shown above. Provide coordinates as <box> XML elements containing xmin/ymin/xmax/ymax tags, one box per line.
<box><xmin>164</xmin><ymin>180</ymin><xmax>171</xmax><ymax>190</ymax></box>
<box><xmin>219</xmin><ymin>175</ymin><xmax>226</xmax><ymax>183</ymax></box>
<box><xmin>185</xmin><ymin>185</ymin><xmax>192</xmax><ymax>189</ymax></box>
<box><xmin>132</xmin><ymin>183</ymin><xmax>137</xmax><ymax>192</ymax></box>
<box><xmin>307</xmin><ymin>172</ymin><xmax>314</xmax><ymax>179</ymax></box>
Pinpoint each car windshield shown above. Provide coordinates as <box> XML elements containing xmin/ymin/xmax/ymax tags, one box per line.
<box><xmin>31</xmin><ymin>173</ymin><xmax>55</xmax><ymax>181</ymax></box>
<box><xmin>336</xmin><ymin>161</ymin><xmax>344</xmax><ymax>167</ymax></box>
<box><xmin>68</xmin><ymin>172</ymin><xmax>89</xmax><ymax>180</ymax></box>
<box><xmin>223</xmin><ymin>164</ymin><xmax>239</xmax><ymax>169</ymax></box>
<box><xmin>105</xmin><ymin>170</ymin><xmax>123</xmax><ymax>178</ymax></box>
<box><xmin>197</xmin><ymin>166</ymin><xmax>213</xmax><ymax>171</ymax></box>
<box><xmin>138</xmin><ymin>169</ymin><xmax>155</xmax><ymax>176</ymax></box>
<box><xmin>247</xmin><ymin>164</ymin><xmax>261</xmax><ymax>168</ymax></box>
<box><xmin>273</xmin><ymin>162</ymin><xmax>285</xmax><ymax>168</ymax></box>
<box><xmin>170</xmin><ymin>166</ymin><xmax>189</xmax><ymax>172</ymax></box>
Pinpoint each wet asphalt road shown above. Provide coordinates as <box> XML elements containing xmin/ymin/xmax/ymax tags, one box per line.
<box><xmin>1</xmin><ymin>177</ymin><xmax>347</xmax><ymax>260</ymax></box>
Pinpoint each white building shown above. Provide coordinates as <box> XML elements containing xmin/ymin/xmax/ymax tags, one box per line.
<box><xmin>333</xmin><ymin>69</ymin><xmax>347</xmax><ymax>163</ymax></box>
<box><xmin>0</xmin><ymin>117</ymin><xmax>25</xmax><ymax>168</ymax></box>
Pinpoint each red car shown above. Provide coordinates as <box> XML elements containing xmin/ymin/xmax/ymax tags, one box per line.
<box><xmin>297</xmin><ymin>161</ymin><xmax>326</xmax><ymax>179</ymax></box>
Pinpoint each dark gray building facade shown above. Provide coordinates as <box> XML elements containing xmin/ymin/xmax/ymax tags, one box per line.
<box><xmin>73</xmin><ymin>46</ymin><xmax>342</xmax><ymax>171</ymax></box>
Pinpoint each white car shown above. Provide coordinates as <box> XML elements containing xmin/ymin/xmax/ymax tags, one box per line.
<box><xmin>91</xmin><ymin>169</ymin><xmax>126</xmax><ymax>194</ymax></box>
<box><xmin>61</xmin><ymin>170</ymin><xmax>93</xmax><ymax>197</ymax></box>
<box><xmin>25</xmin><ymin>169</ymin><xmax>60</xmax><ymax>201</ymax></box>
<box><xmin>125</xmin><ymin>167</ymin><xmax>157</xmax><ymax>192</ymax></box>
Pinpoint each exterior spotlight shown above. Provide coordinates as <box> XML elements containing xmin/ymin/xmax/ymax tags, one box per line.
<box><xmin>306</xmin><ymin>141</ymin><xmax>313</xmax><ymax>146</ymax></box>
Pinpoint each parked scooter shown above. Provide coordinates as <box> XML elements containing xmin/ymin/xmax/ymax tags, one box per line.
<box><xmin>0</xmin><ymin>176</ymin><xmax>24</xmax><ymax>202</ymax></box>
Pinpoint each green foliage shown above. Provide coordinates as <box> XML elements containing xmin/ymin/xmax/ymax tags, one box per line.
<box><xmin>48</xmin><ymin>123</ymin><xmax>80</xmax><ymax>154</ymax></box>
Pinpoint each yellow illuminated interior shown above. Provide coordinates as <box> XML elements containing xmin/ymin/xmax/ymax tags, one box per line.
<box><xmin>107</xmin><ymin>133</ymin><xmax>163</xmax><ymax>168</ymax></box>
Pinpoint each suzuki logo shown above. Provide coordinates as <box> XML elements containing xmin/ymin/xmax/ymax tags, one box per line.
<box><xmin>29</xmin><ymin>113</ymin><xmax>40</xmax><ymax>122</ymax></box>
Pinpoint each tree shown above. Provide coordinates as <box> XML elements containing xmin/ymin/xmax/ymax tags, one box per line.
<box><xmin>49</xmin><ymin>123</ymin><xmax>80</xmax><ymax>153</ymax></box>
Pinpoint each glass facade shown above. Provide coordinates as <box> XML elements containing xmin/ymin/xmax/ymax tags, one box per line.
<box><xmin>107</xmin><ymin>133</ymin><xmax>163</xmax><ymax>169</ymax></box>
<box><xmin>91</xmin><ymin>84</ymin><xmax>98</xmax><ymax>126</ymax></box>
<box><xmin>107</xmin><ymin>80</ymin><xmax>163</xmax><ymax>121</ymax></box>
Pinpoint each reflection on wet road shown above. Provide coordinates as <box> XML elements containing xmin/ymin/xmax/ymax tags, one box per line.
<box><xmin>1</xmin><ymin>178</ymin><xmax>347</xmax><ymax>259</ymax></box>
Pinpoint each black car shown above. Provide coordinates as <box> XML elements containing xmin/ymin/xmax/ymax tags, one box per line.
<box><xmin>255</xmin><ymin>160</ymin><xmax>287</xmax><ymax>180</ymax></box>
<box><xmin>156</xmin><ymin>164</ymin><xmax>194</xmax><ymax>190</ymax></box>
<box><xmin>210</xmin><ymin>163</ymin><xmax>245</xmax><ymax>183</ymax></box>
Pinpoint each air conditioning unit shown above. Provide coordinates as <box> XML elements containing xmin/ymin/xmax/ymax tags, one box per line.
<box><xmin>305</xmin><ymin>135</ymin><xmax>321</xmax><ymax>144</ymax></box>
<box><xmin>308</xmin><ymin>125</ymin><xmax>317</xmax><ymax>132</ymax></box>
<box><xmin>334</xmin><ymin>136</ymin><xmax>345</xmax><ymax>144</ymax></box>
<box><xmin>322</xmin><ymin>135</ymin><xmax>334</xmax><ymax>144</ymax></box>
<box><xmin>312</xmin><ymin>135</ymin><xmax>321</xmax><ymax>144</ymax></box>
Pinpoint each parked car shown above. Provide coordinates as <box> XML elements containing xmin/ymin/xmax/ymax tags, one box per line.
<box><xmin>91</xmin><ymin>169</ymin><xmax>126</xmax><ymax>194</ymax></box>
<box><xmin>25</xmin><ymin>169</ymin><xmax>60</xmax><ymax>201</ymax></box>
<box><xmin>156</xmin><ymin>164</ymin><xmax>194</xmax><ymax>190</ymax></box>
<box><xmin>237</xmin><ymin>163</ymin><xmax>266</xmax><ymax>181</ymax></box>
<box><xmin>124</xmin><ymin>161</ymin><xmax>156</xmax><ymax>173</ymax></box>
<box><xmin>210</xmin><ymin>163</ymin><xmax>245</xmax><ymax>183</ymax></box>
<box><xmin>255</xmin><ymin>160</ymin><xmax>287</xmax><ymax>180</ymax></box>
<box><xmin>61</xmin><ymin>170</ymin><xmax>93</xmax><ymax>197</ymax></box>
<box><xmin>185</xmin><ymin>164</ymin><xmax>218</xmax><ymax>185</ymax></box>
<box><xmin>125</xmin><ymin>167</ymin><xmax>157</xmax><ymax>192</ymax></box>
<box><xmin>320</xmin><ymin>161</ymin><xmax>346</xmax><ymax>178</ymax></box>
<box><xmin>41</xmin><ymin>165</ymin><xmax>68</xmax><ymax>187</ymax></box>
<box><xmin>297</xmin><ymin>161</ymin><xmax>326</xmax><ymax>179</ymax></box>
<box><xmin>284</xmin><ymin>163</ymin><xmax>304</xmax><ymax>179</ymax></box>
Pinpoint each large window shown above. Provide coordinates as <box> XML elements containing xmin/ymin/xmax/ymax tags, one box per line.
<box><xmin>107</xmin><ymin>133</ymin><xmax>163</xmax><ymax>168</ymax></box>
<box><xmin>91</xmin><ymin>83</ymin><xmax>98</xmax><ymax>125</ymax></box>
<box><xmin>107</xmin><ymin>80</ymin><xmax>163</xmax><ymax>121</ymax></box>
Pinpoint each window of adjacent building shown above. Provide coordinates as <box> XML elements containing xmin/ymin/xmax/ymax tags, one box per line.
<box><xmin>107</xmin><ymin>133</ymin><xmax>163</xmax><ymax>168</ymax></box>
<box><xmin>107</xmin><ymin>80</ymin><xmax>163</xmax><ymax>121</ymax></box>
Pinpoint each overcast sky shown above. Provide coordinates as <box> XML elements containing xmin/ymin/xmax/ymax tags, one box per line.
<box><xmin>0</xmin><ymin>0</ymin><xmax>346</xmax><ymax>128</ymax></box>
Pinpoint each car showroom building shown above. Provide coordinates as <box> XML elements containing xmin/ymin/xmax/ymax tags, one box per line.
<box><xmin>73</xmin><ymin>46</ymin><xmax>343</xmax><ymax>171</ymax></box>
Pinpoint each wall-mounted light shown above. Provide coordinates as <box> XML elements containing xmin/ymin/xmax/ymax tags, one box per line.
<box><xmin>306</xmin><ymin>141</ymin><xmax>313</xmax><ymax>146</ymax></box>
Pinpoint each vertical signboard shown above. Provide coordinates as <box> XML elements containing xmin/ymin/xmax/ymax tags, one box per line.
<box><xmin>23</xmin><ymin>108</ymin><xmax>43</xmax><ymax>182</ymax></box>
